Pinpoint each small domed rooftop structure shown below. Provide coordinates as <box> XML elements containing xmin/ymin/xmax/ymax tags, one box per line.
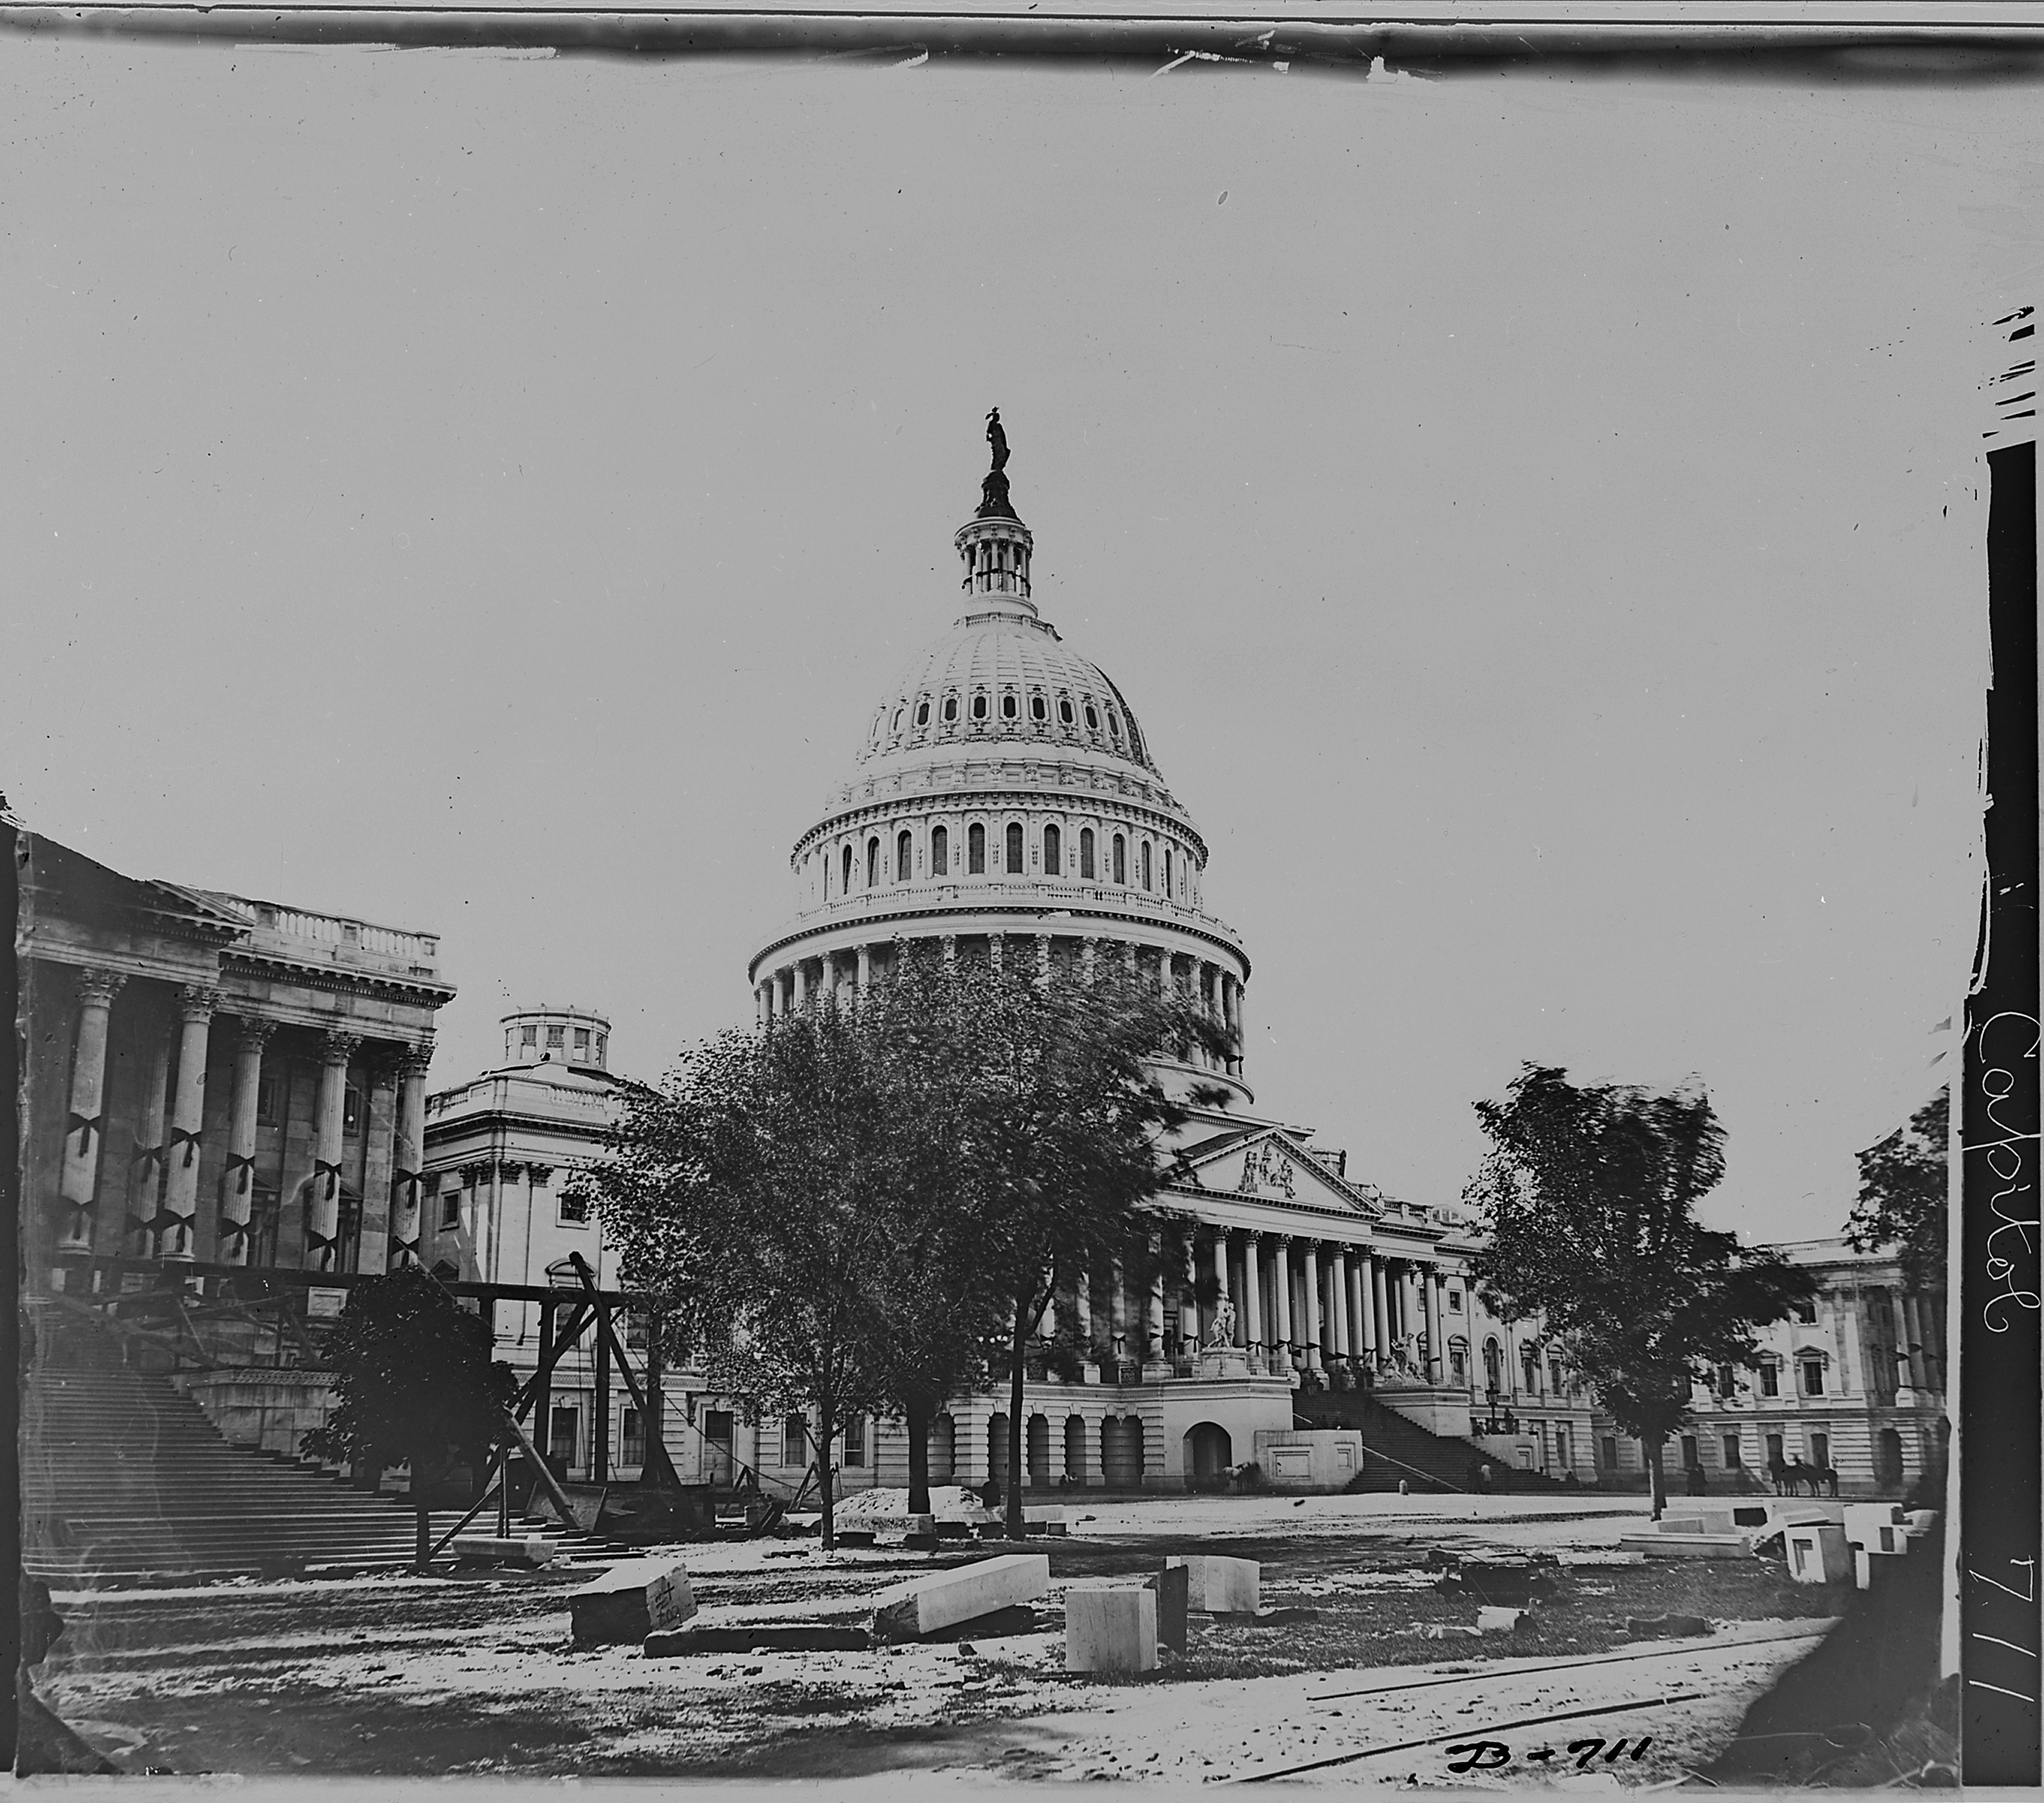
<box><xmin>500</xmin><ymin>1005</ymin><xmax>611</xmax><ymax>1073</ymax></box>
<box><xmin>749</xmin><ymin>418</ymin><xmax>1250</xmax><ymax>1106</ymax></box>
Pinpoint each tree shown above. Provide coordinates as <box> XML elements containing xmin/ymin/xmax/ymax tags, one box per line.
<box><xmin>300</xmin><ymin>1267</ymin><xmax>517</xmax><ymax>1568</ymax></box>
<box><xmin>918</xmin><ymin>958</ymin><xmax>1231</xmax><ymax>1537</ymax></box>
<box><xmin>1846</xmin><ymin>1088</ymin><xmax>1949</xmax><ymax>1289</ymax></box>
<box><xmin>1464</xmin><ymin>1064</ymin><xmax>1814</xmax><ymax>1518</ymax></box>
<box><xmin>591</xmin><ymin>1003</ymin><xmax>899</xmax><ymax>1550</ymax></box>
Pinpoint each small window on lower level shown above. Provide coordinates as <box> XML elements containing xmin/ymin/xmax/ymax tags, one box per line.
<box><xmin>257</xmin><ymin>1073</ymin><xmax>283</xmax><ymax>1125</ymax></box>
<box><xmin>343</xmin><ymin>1084</ymin><xmax>362</xmax><ymax>1136</ymax></box>
<box><xmin>559</xmin><ymin>1191</ymin><xmax>591</xmax><ymax>1227</ymax></box>
<box><xmin>440</xmin><ymin>1191</ymin><xmax>462</xmax><ymax>1231</ymax></box>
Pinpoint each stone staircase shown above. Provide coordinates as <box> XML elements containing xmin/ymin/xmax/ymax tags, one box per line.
<box><xmin>22</xmin><ymin>1299</ymin><xmax>606</xmax><ymax>1587</ymax></box>
<box><xmin>1295</xmin><ymin>1391</ymin><xmax>1567</xmax><ymax>1494</ymax></box>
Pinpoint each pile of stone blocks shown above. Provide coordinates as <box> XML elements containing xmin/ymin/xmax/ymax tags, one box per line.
<box><xmin>870</xmin><ymin>1552</ymin><xmax>1050</xmax><ymax>1643</ymax></box>
<box><xmin>570</xmin><ymin>1556</ymin><xmax>697</xmax><ymax>1648</ymax></box>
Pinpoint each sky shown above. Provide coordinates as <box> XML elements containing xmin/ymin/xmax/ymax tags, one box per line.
<box><xmin>7</xmin><ymin>40</ymin><xmax>2035</xmax><ymax>1244</ymax></box>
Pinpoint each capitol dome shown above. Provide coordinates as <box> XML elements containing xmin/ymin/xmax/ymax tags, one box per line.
<box><xmin>749</xmin><ymin>422</ymin><xmax>1251</xmax><ymax>1106</ymax></box>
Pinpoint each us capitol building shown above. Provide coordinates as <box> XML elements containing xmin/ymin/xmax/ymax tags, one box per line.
<box><xmin>734</xmin><ymin>426</ymin><xmax>1566</xmax><ymax>1494</ymax></box>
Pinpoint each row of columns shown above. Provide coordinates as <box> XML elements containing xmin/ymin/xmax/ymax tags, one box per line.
<box><xmin>1043</xmin><ymin>1229</ymin><xmax>1453</xmax><ymax>1383</ymax></box>
<box><xmin>52</xmin><ymin>967</ymin><xmax>433</xmax><ymax>1274</ymax></box>
<box><xmin>756</xmin><ymin>934</ymin><xmax>1246</xmax><ymax>1079</ymax></box>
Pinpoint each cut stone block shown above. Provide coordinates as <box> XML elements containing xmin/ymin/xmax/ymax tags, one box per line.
<box><xmin>570</xmin><ymin>1556</ymin><xmax>697</xmax><ymax>1647</ymax></box>
<box><xmin>1477</xmin><ymin>1606</ymin><xmax>1531</xmax><ymax>1634</ymax></box>
<box><xmin>1843</xmin><ymin>1505</ymin><xmax>1906</xmax><ymax>1556</ymax></box>
<box><xmin>871</xmin><ymin>1552</ymin><xmax>1051</xmax><ymax>1643</ymax></box>
<box><xmin>1141</xmin><ymin>1563</ymin><xmax>1189</xmax><ymax>1652</ymax></box>
<box><xmin>833</xmin><ymin>1530</ymin><xmax>878</xmax><ymax>1550</ymax></box>
<box><xmin>906</xmin><ymin>1514</ymin><xmax>936</xmax><ymax>1538</ymax></box>
<box><xmin>1656</xmin><ymin>1517</ymin><xmax>1706</xmax><ymax>1536</ymax></box>
<box><xmin>905</xmin><ymin>1533</ymin><xmax>940</xmax><ymax>1553</ymax></box>
<box><xmin>935</xmin><ymin>1521</ymin><xmax>971</xmax><ymax>1541</ymax></box>
<box><xmin>1166</xmin><ymin>1554</ymin><xmax>1259</xmax><ymax>1615</ymax></box>
<box><xmin>1066</xmin><ymin>1584</ymin><xmax>1158</xmax><ymax>1674</ymax></box>
<box><xmin>1785</xmin><ymin>1522</ymin><xmax>1853</xmax><ymax>1585</ymax></box>
<box><xmin>450</xmin><ymin>1535</ymin><xmax>556</xmax><ymax>1567</ymax></box>
<box><xmin>1618</xmin><ymin>1532</ymin><xmax>1753</xmax><ymax>1560</ymax></box>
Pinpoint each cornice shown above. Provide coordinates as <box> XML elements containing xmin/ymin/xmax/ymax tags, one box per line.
<box><xmin>225</xmin><ymin>950</ymin><xmax>457</xmax><ymax>1007</ymax></box>
<box><xmin>749</xmin><ymin>901</ymin><xmax>1250</xmax><ymax>984</ymax></box>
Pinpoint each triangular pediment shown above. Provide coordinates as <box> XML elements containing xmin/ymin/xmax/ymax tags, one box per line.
<box><xmin>1176</xmin><ymin>1127</ymin><xmax>1380</xmax><ymax>1216</ymax></box>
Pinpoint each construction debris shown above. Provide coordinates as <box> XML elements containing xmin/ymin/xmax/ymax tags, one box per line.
<box><xmin>570</xmin><ymin>1556</ymin><xmax>696</xmax><ymax>1648</ymax></box>
<box><xmin>870</xmin><ymin>1552</ymin><xmax>1051</xmax><ymax>1644</ymax></box>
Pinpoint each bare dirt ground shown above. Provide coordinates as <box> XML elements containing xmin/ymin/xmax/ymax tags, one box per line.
<box><xmin>35</xmin><ymin>1493</ymin><xmax>1855</xmax><ymax>1785</ymax></box>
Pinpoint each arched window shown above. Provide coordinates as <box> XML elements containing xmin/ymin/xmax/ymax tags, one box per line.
<box><xmin>931</xmin><ymin>825</ymin><xmax>948</xmax><ymax>877</ymax></box>
<box><xmin>915</xmin><ymin>699</ymin><xmax>930</xmax><ymax>727</ymax></box>
<box><xmin>972</xmin><ymin>693</ymin><xmax>988</xmax><ymax>721</ymax></box>
<box><xmin>841</xmin><ymin>845</ymin><xmax>852</xmax><ymax>895</ymax></box>
<box><xmin>1141</xmin><ymin>841</ymin><xmax>1152</xmax><ymax>890</ymax></box>
<box><xmin>1002</xmin><ymin>693</ymin><xmax>1018</xmax><ymax>721</ymax></box>
<box><xmin>1483</xmin><ymin>1338</ymin><xmax>1504</xmax><ymax>1394</ymax></box>
<box><xmin>1059</xmin><ymin>698</ymin><xmax>1074</xmax><ymax>725</ymax></box>
<box><xmin>1080</xmin><ymin>827</ymin><xmax>1095</xmax><ymax>879</ymax></box>
<box><xmin>1006</xmin><ymin>822</ymin><xmax>1024</xmax><ymax>874</ymax></box>
<box><xmin>896</xmin><ymin>829</ymin><xmax>912</xmax><ymax>882</ymax></box>
<box><xmin>891</xmin><ymin>706</ymin><xmax>904</xmax><ymax>733</ymax></box>
<box><xmin>1113</xmin><ymin>833</ymin><xmax>1126</xmax><ymax>884</ymax></box>
<box><xmin>968</xmin><ymin>823</ymin><xmax>986</xmax><ymax>875</ymax></box>
<box><xmin>866</xmin><ymin>837</ymin><xmax>879</xmax><ymax>888</ymax></box>
<box><xmin>1522</xmin><ymin>1347</ymin><xmax>1539</xmax><ymax>1393</ymax></box>
<box><xmin>1106</xmin><ymin>710</ymin><xmax>1121</xmax><ymax>738</ymax></box>
<box><xmin>1044</xmin><ymin>824</ymin><xmax>1062</xmax><ymax>876</ymax></box>
<box><xmin>944</xmin><ymin>695</ymin><xmax>959</xmax><ymax>723</ymax></box>
<box><xmin>1031</xmin><ymin>693</ymin><xmax>1047</xmax><ymax>721</ymax></box>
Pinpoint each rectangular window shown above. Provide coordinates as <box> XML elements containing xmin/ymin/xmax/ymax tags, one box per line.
<box><xmin>546</xmin><ymin>1025</ymin><xmax>565</xmax><ymax>1050</ymax></box>
<box><xmin>440</xmin><ymin>1189</ymin><xmax>462</xmax><ymax>1231</ymax></box>
<box><xmin>1801</xmin><ymin>1358</ymin><xmax>1825</xmax><ymax>1396</ymax></box>
<box><xmin>1600</xmin><ymin>1435</ymin><xmax>1619</xmax><ymax>1471</ymax></box>
<box><xmin>1722</xmin><ymin>1434</ymin><xmax>1742</xmax><ymax>1467</ymax></box>
<box><xmin>595</xmin><ymin>1035</ymin><xmax>607</xmax><ymax>1065</ymax></box>
<box><xmin>548</xmin><ymin>1406</ymin><xmax>578</xmax><ymax>1467</ymax></box>
<box><xmin>1759</xmin><ymin>1362</ymin><xmax>1780</xmax><ymax>1397</ymax></box>
<box><xmin>521</xmin><ymin>1024</ymin><xmax>538</xmax><ymax>1048</ymax></box>
<box><xmin>558</xmin><ymin>1192</ymin><xmax>591</xmax><ymax>1227</ymax></box>
<box><xmin>1679</xmin><ymin>1434</ymin><xmax>1699</xmax><ymax>1469</ymax></box>
<box><xmin>1793</xmin><ymin>1297</ymin><xmax>1818</xmax><ymax>1324</ymax></box>
<box><xmin>1810</xmin><ymin>1432</ymin><xmax>1829</xmax><ymax>1469</ymax></box>
<box><xmin>1446</xmin><ymin>1289</ymin><xmax>1462</xmax><ymax>1313</ymax></box>
<box><xmin>781</xmin><ymin>1414</ymin><xmax>808</xmax><ymax>1469</ymax></box>
<box><xmin>968</xmin><ymin>824</ymin><xmax>986</xmax><ymax>875</ymax></box>
<box><xmin>256</xmin><ymin>1073</ymin><xmax>283</xmax><ymax>1126</ymax></box>
<box><xmin>343</xmin><ymin>1084</ymin><xmax>362</xmax><ymax>1136</ymax></box>
<box><xmin>573</xmin><ymin>1027</ymin><xmax>590</xmax><ymax>1056</ymax></box>
<box><xmin>621</xmin><ymin>1407</ymin><xmax>645</xmax><ymax>1468</ymax></box>
<box><xmin>845</xmin><ymin>1415</ymin><xmax>867</xmax><ymax>1467</ymax></box>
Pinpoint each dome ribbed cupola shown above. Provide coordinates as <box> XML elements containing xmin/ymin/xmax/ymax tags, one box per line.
<box><xmin>748</xmin><ymin>417</ymin><xmax>1252</xmax><ymax>1105</ymax></box>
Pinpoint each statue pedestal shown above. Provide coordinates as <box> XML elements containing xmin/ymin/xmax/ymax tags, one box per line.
<box><xmin>1198</xmin><ymin>1352</ymin><xmax>1251</xmax><ymax>1380</ymax></box>
<box><xmin>1141</xmin><ymin>1362</ymin><xmax>1176</xmax><ymax>1384</ymax></box>
<box><xmin>1080</xmin><ymin>1363</ymin><xmax>1101</xmax><ymax>1386</ymax></box>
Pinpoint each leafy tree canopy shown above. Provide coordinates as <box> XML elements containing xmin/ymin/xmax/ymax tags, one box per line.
<box><xmin>1464</xmin><ymin>1063</ymin><xmax>1814</xmax><ymax>1513</ymax></box>
<box><xmin>302</xmin><ymin>1267</ymin><xmax>516</xmax><ymax>1480</ymax></box>
<box><xmin>1845</xmin><ymin>1088</ymin><xmax>1949</xmax><ymax>1288</ymax></box>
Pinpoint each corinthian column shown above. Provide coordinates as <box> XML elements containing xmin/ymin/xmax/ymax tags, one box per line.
<box><xmin>156</xmin><ymin>986</ymin><xmax>218</xmax><ymax>1262</ymax></box>
<box><xmin>388</xmin><ymin>1041</ymin><xmax>432</xmax><ymax>1270</ymax></box>
<box><xmin>1329</xmin><ymin>1248</ymin><xmax>1351</xmax><ymax>1372</ymax></box>
<box><xmin>56</xmin><ymin>968</ymin><xmax>126</xmax><ymax>1255</ymax></box>
<box><xmin>1271</xmin><ymin>1236</ymin><xmax>1294</xmax><ymax>1371</ymax></box>
<box><xmin>216</xmin><ymin>1018</ymin><xmax>275</xmax><ymax>1266</ymax></box>
<box><xmin>304</xmin><ymin>1031</ymin><xmax>359</xmax><ymax>1272</ymax></box>
<box><xmin>127</xmin><ymin>1018</ymin><xmax>173</xmax><ymax>1257</ymax></box>
<box><xmin>1242</xmin><ymin>1233</ymin><xmax>1265</xmax><ymax>1373</ymax></box>
<box><xmin>1302</xmin><ymin>1244</ymin><xmax>1323</xmax><ymax>1372</ymax></box>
